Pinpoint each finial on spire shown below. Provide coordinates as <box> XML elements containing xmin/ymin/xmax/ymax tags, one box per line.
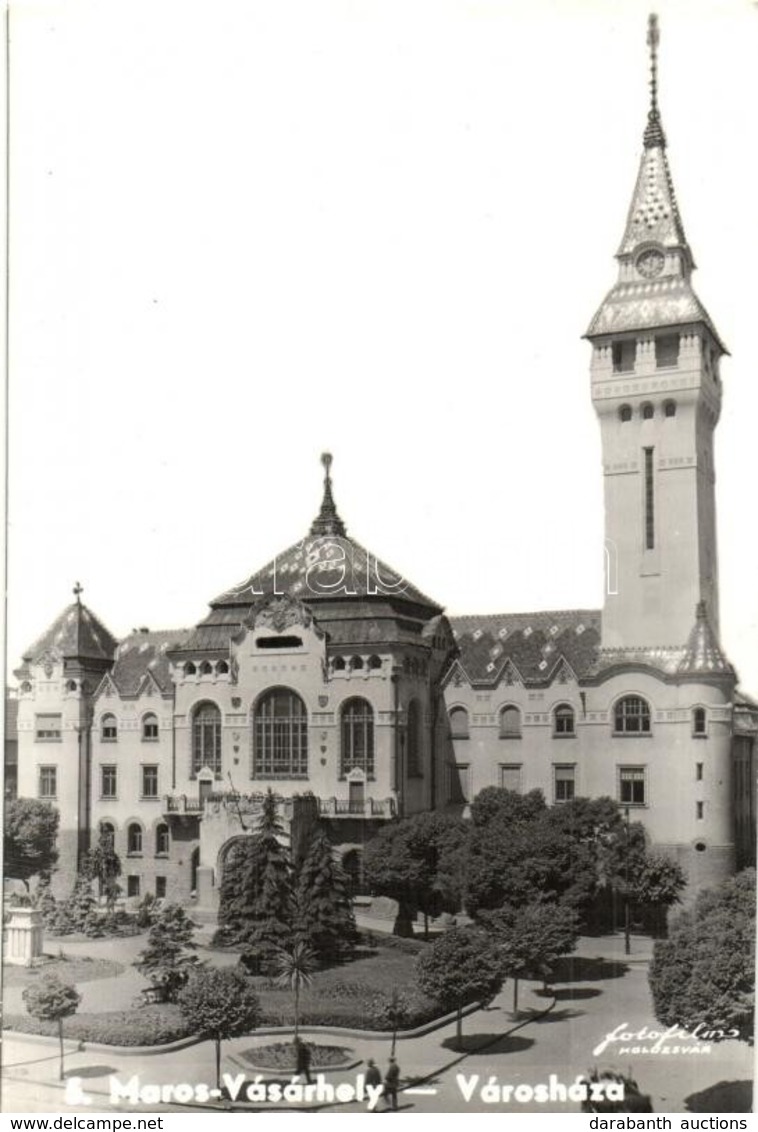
<box><xmin>310</xmin><ymin>452</ymin><xmax>347</xmax><ymax>538</ymax></box>
<box><xmin>643</xmin><ymin>13</ymin><xmax>666</xmax><ymax>149</ymax></box>
<box><xmin>73</xmin><ymin>581</ymin><xmax>83</xmax><ymax>604</ymax></box>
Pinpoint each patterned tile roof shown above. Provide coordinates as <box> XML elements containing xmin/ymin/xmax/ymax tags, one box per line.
<box><xmin>585</xmin><ymin>604</ymin><xmax>734</xmax><ymax>682</ymax></box>
<box><xmin>677</xmin><ymin>602</ymin><xmax>733</xmax><ymax>677</ymax></box>
<box><xmin>23</xmin><ymin>601</ymin><xmax>118</xmax><ymax>665</ymax></box>
<box><xmin>448</xmin><ymin>610</ymin><xmax>601</xmax><ymax>685</ymax></box>
<box><xmin>109</xmin><ymin>629</ymin><xmax>190</xmax><ymax>695</ymax></box>
<box><xmin>586</xmin><ymin>276</ymin><xmax>724</xmax><ymax>347</ymax></box>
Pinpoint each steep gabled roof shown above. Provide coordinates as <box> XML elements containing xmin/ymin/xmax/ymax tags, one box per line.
<box><xmin>448</xmin><ymin>610</ymin><xmax>601</xmax><ymax>685</ymax></box>
<box><xmin>110</xmin><ymin>629</ymin><xmax>189</xmax><ymax>695</ymax></box>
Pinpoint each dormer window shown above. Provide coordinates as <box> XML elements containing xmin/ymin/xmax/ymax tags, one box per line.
<box><xmin>612</xmin><ymin>340</ymin><xmax>636</xmax><ymax>374</ymax></box>
<box><xmin>655</xmin><ymin>333</ymin><xmax>680</xmax><ymax>368</ymax></box>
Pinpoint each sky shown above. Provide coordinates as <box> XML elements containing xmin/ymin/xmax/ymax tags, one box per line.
<box><xmin>5</xmin><ymin>0</ymin><xmax>758</xmax><ymax>693</ymax></box>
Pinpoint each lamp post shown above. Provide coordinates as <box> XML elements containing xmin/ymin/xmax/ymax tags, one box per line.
<box><xmin>624</xmin><ymin>805</ymin><xmax>631</xmax><ymax>956</ymax></box>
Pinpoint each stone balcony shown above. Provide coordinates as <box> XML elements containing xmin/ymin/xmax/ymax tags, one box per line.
<box><xmin>318</xmin><ymin>797</ymin><xmax>396</xmax><ymax>819</ymax></box>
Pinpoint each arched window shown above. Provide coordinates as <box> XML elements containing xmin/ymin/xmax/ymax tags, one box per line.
<box><xmin>406</xmin><ymin>699</ymin><xmax>422</xmax><ymax>777</ymax></box>
<box><xmin>349</xmin><ymin>656</ymin><xmax>364</xmax><ymax>671</ymax></box>
<box><xmin>101</xmin><ymin>713</ymin><xmax>118</xmax><ymax>742</ymax></box>
<box><xmin>614</xmin><ymin>695</ymin><xmax>651</xmax><ymax>734</ymax></box>
<box><xmin>156</xmin><ymin>823</ymin><xmax>170</xmax><ymax>856</ymax></box>
<box><xmin>499</xmin><ymin>705</ymin><xmax>521</xmax><ymax>738</ymax></box>
<box><xmin>199</xmin><ymin>661</ymin><xmax>213</xmax><ymax>675</ymax></box>
<box><xmin>449</xmin><ymin>706</ymin><xmax>469</xmax><ymax>740</ymax></box>
<box><xmin>65</xmin><ymin>679</ymin><xmax>78</xmax><ymax>692</ymax></box>
<box><xmin>142</xmin><ymin>713</ymin><xmax>159</xmax><ymax>741</ymax></box>
<box><xmin>341</xmin><ymin>698</ymin><xmax>374</xmax><ymax>778</ymax></box>
<box><xmin>254</xmin><ymin>688</ymin><xmax>308</xmax><ymax>778</ymax></box>
<box><xmin>619</xmin><ymin>404</ymin><xmax>632</xmax><ymax>423</ymax></box>
<box><xmin>554</xmin><ymin>703</ymin><xmax>575</xmax><ymax>736</ymax></box>
<box><xmin>692</xmin><ymin>707</ymin><xmax>707</xmax><ymax>736</ymax></box>
<box><xmin>368</xmin><ymin>655</ymin><xmax>382</xmax><ymax>670</ymax></box>
<box><xmin>333</xmin><ymin>656</ymin><xmax>346</xmax><ymax>671</ymax></box>
<box><xmin>664</xmin><ymin>399</ymin><xmax>677</xmax><ymax>418</ymax></box>
<box><xmin>192</xmin><ymin>702</ymin><xmax>221</xmax><ymax>776</ymax></box>
<box><xmin>20</xmin><ymin>680</ymin><xmax>32</xmax><ymax>693</ymax></box>
<box><xmin>185</xmin><ymin>662</ymin><xmax>197</xmax><ymax>676</ymax></box>
<box><xmin>127</xmin><ymin>823</ymin><xmax>143</xmax><ymax>854</ymax></box>
<box><xmin>641</xmin><ymin>402</ymin><xmax>654</xmax><ymax>420</ymax></box>
<box><xmin>99</xmin><ymin>822</ymin><xmax>115</xmax><ymax>851</ymax></box>
<box><xmin>217</xmin><ymin>660</ymin><xmax>229</xmax><ymax>675</ymax></box>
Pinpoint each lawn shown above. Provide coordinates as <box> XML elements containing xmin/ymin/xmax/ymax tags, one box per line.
<box><xmin>2</xmin><ymin>938</ymin><xmax>441</xmax><ymax>1045</ymax></box>
<box><xmin>2</xmin><ymin>954</ymin><xmax>124</xmax><ymax>988</ymax></box>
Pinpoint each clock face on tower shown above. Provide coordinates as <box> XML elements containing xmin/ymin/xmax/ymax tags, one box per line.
<box><xmin>636</xmin><ymin>248</ymin><xmax>665</xmax><ymax>278</ymax></box>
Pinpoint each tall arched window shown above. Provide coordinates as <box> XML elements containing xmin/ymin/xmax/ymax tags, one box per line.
<box><xmin>101</xmin><ymin>713</ymin><xmax>118</xmax><ymax>742</ymax></box>
<box><xmin>156</xmin><ymin>823</ymin><xmax>170</xmax><ymax>856</ymax></box>
<box><xmin>254</xmin><ymin>688</ymin><xmax>308</xmax><ymax>778</ymax></box>
<box><xmin>142</xmin><ymin>713</ymin><xmax>159</xmax><ymax>741</ymax></box>
<box><xmin>692</xmin><ymin>707</ymin><xmax>707</xmax><ymax>736</ymax></box>
<box><xmin>127</xmin><ymin>823</ymin><xmax>143</xmax><ymax>855</ymax></box>
<box><xmin>553</xmin><ymin>703</ymin><xmax>575</xmax><ymax>736</ymax></box>
<box><xmin>614</xmin><ymin>695</ymin><xmax>651</xmax><ymax>734</ymax></box>
<box><xmin>407</xmin><ymin>699</ymin><xmax>422</xmax><ymax>777</ymax></box>
<box><xmin>191</xmin><ymin>702</ymin><xmax>221</xmax><ymax>777</ymax></box>
<box><xmin>449</xmin><ymin>706</ymin><xmax>469</xmax><ymax>739</ymax></box>
<box><xmin>499</xmin><ymin>705</ymin><xmax>522</xmax><ymax>738</ymax></box>
<box><xmin>341</xmin><ymin>698</ymin><xmax>374</xmax><ymax>778</ymax></box>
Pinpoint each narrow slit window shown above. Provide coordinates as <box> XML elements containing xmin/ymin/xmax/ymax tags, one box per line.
<box><xmin>644</xmin><ymin>447</ymin><xmax>655</xmax><ymax>550</ymax></box>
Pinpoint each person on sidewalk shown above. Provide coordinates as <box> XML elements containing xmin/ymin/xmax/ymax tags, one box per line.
<box><xmin>294</xmin><ymin>1037</ymin><xmax>313</xmax><ymax>1084</ymax></box>
<box><xmin>365</xmin><ymin>1059</ymin><xmax>383</xmax><ymax>1110</ymax></box>
<box><xmin>384</xmin><ymin>1055</ymin><xmax>400</xmax><ymax>1110</ymax></box>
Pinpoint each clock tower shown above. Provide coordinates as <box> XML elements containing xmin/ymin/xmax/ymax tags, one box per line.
<box><xmin>586</xmin><ymin>15</ymin><xmax>726</xmax><ymax>650</ymax></box>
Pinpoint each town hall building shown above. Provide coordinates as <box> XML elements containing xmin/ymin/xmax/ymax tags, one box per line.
<box><xmin>11</xmin><ymin>18</ymin><xmax>757</xmax><ymax>918</ymax></box>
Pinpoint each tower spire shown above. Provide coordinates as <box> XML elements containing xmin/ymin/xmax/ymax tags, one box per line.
<box><xmin>310</xmin><ymin>451</ymin><xmax>347</xmax><ymax>538</ymax></box>
<box><xmin>643</xmin><ymin>13</ymin><xmax>666</xmax><ymax>149</ymax></box>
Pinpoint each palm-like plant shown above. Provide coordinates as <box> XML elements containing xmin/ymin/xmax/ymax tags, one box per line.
<box><xmin>272</xmin><ymin>940</ymin><xmax>317</xmax><ymax>1043</ymax></box>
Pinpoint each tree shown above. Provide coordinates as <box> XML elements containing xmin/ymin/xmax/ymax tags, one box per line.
<box><xmin>479</xmin><ymin>901</ymin><xmax>580</xmax><ymax>1012</ymax></box>
<box><xmin>22</xmin><ymin>975</ymin><xmax>81</xmax><ymax>1080</ymax></box>
<box><xmin>135</xmin><ymin>904</ymin><xmax>201</xmax><ymax>1001</ymax></box>
<box><xmin>64</xmin><ymin>873</ymin><xmax>99</xmax><ymax>935</ymax></box>
<box><xmin>416</xmin><ymin>927</ymin><xmax>504</xmax><ymax>1041</ymax></box>
<box><xmin>272</xmin><ymin>939</ymin><xmax>317</xmax><ymax>1042</ymax></box>
<box><xmin>648</xmin><ymin>869</ymin><xmax>755</xmax><ymax>1043</ymax></box>
<box><xmin>33</xmin><ymin>874</ymin><xmax>59</xmax><ymax>929</ymax></box>
<box><xmin>4</xmin><ymin>799</ymin><xmax>59</xmax><ymax>889</ymax></box>
<box><xmin>82</xmin><ymin>831</ymin><xmax>122</xmax><ymax>910</ymax></box>
<box><xmin>294</xmin><ymin>829</ymin><xmax>357</xmax><ymax>961</ymax></box>
<box><xmin>364</xmin><ymin>812</ymin><xmax>468</xmax><ymax>936</ymax></box>
<box><xmin>178</xmin><ymin>967</ymin><xmax>262</xmax><ymax>1091</ymax></box>
<box><xmin>470</xmin><ymin>786</ymin><xmax>547</xmax><ymax>828</ymax></box>
<box><xmin>218</xmin><ymin>790</ymin><xmax>295</xmax><ymax>965</ymax></box>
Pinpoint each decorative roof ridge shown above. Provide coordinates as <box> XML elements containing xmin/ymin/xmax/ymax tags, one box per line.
<box><xmin>449</xmin><ymin>608</ymin><xmax>601</xmax><ymax>623</ymax></box>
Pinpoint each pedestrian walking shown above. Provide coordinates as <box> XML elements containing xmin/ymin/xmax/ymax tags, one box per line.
<box><xmin>365</xmin><ymin>1058</ymin><xmax>382</xmax><ymax>1110</ymax></box>
<box><xmin>384</xmin><ymin>1055</ymin><xmax>400</xmax><ymax>1110</ymax></box>
<box><xmin>294</xmin><ymin>1037</ymin><xmax>313</xmax><ymax>1084</ymax></box>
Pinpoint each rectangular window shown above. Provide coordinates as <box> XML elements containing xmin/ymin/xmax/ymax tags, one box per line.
<box><xmin>35</xmin><ymin>714</ymin><xmax>62</xmax><ymax>742</ymax></box>
<box><xmin>696</xmin><ymin>762</ymin><xmax>704</xmax><ymax>782</ymax></box>
<box><xmin>553</xmin><ymin>764</ymin><xmax>576</xmax><ymax>803</ymax></box>
<box><xmin>655</xmin><ymin>333</ymin><xmax>680</xmax><ymax>368</ymax></box>
<box><xmin>696</xmin><ymin>801</ymin><xmax>704</xmax><ymax>820</ymax></box>
<box><xmin>38</xmin><ymin>765</ymin><xmax>57</xmax><ymax>798</ymax></box>
<box><xmin>141</xmin><ymin>765</ymin><xmax>159</xmax><ymax>799</ymax></box>
<box><xmin>127</xmin><ymin>876</ymin><xmax>140</xmax><ymax>898</ymax></box>
<box><xmin>498</xmin><ymin>764</ymin><xmax>522</xmax><ymax>792</ymax></box>
<box><xmin>619</xmin><ymin>767</ymin><xmax>646</xmax><ymax>807</ymax></box>
<box><xmin>101</xmin><ymin>765</ymin><xmax>118</xmax><ymax>799</ymax></box>
<box><xmin>612</xmin><ymin>339</ymin><xmax>636</xmax><ymax>374</ymax></box>
<box><xmin>644</xmin><ymin>447</ymin><xmax>655</xmax><ymax>550</ymax></box>
<box><xmin>155</xmin><ymin>876</ymin><xmax>167</xmax><ymax>899</ymax></box>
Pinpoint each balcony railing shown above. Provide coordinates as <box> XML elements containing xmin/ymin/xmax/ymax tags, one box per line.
<box><xmin>318</xmin><ymin>797</ymin><xmax>396</xmax><ymax>819</ymax></box>
<box><xmin>162</xmin><ymin>795</ymin><xmax>204</xmax><ymax>815</ymax></box>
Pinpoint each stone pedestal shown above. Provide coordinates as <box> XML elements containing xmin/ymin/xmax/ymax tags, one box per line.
<box><xmin>4</xmin><ymin>906</ymin><xmax>44</xmax><ymax>966</ymax></box>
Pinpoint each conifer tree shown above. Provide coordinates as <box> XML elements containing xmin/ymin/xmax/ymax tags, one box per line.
<box><xmin>295</xmin><ymin>829</ymin><xmax>357</xmax><ymax>962</ymax></box>
<box><xmin>242</xmin><ymin>790</ymin><xmax>294</xmax><ymax>964</ymax></box>
<box><xmin>64</xmin><ymin>873</ymin><xmax>98</xmax><ymax>933</ymax></box>
<box><xmin>135</xmin><ymin>903</ymin><xmax>201</xmax><ymax>1001</ymax></box>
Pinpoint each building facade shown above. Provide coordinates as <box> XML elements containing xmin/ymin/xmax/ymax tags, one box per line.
<box><xmin>11</xmin><ymin>20</ymin><xmax>757</xmax><ymax>912</ymax></box>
